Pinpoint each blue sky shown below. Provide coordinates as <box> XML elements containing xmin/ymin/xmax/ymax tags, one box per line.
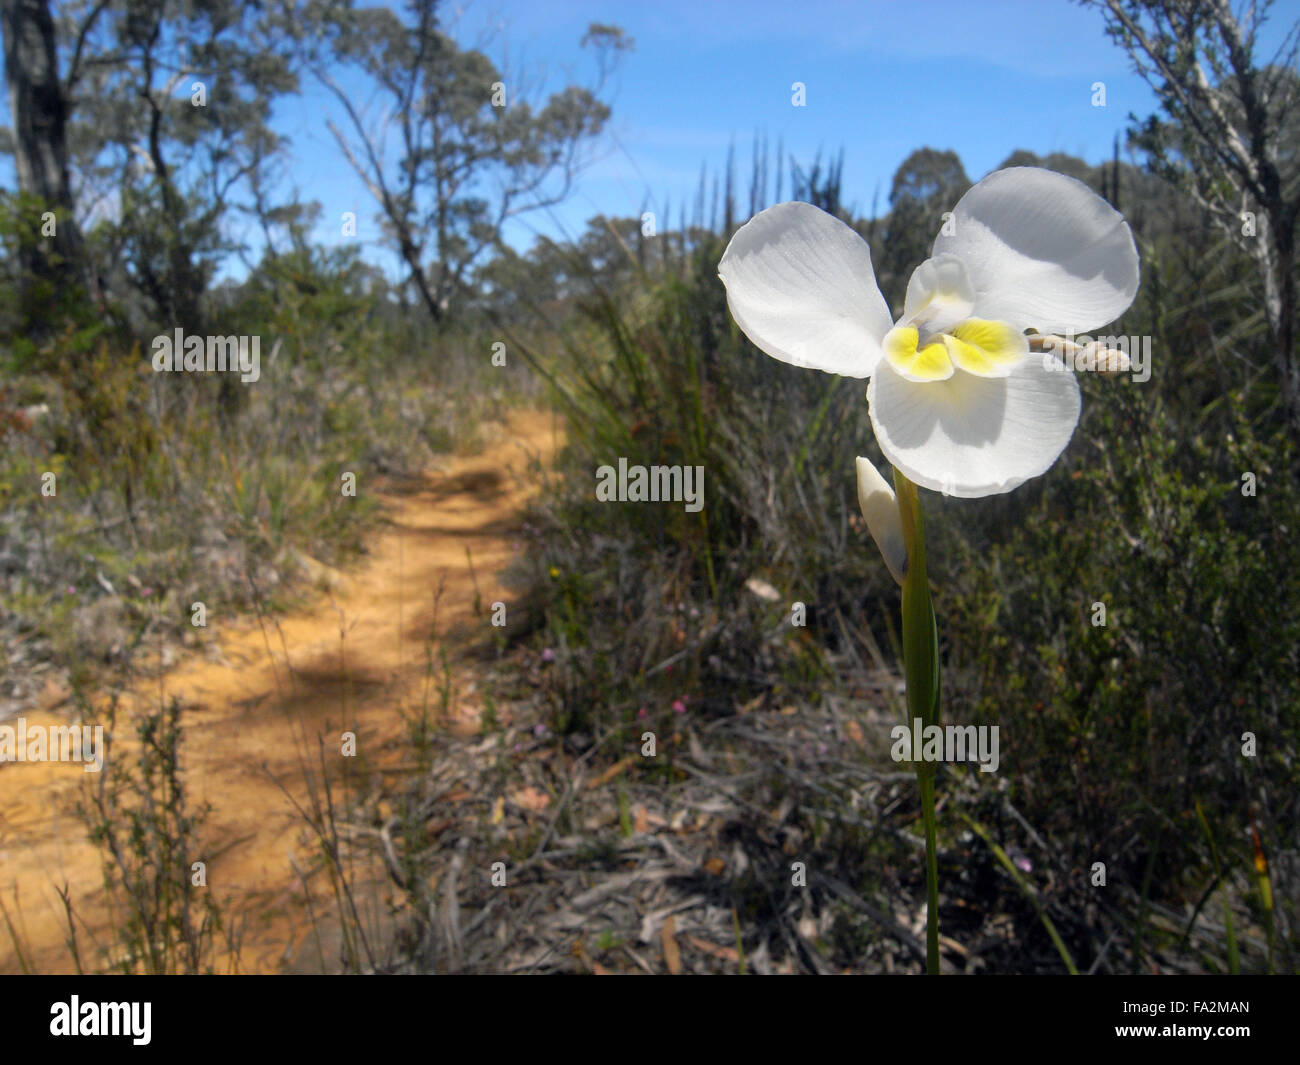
<box><xmin>8</xmin><ymin>0</ymin><xmax>1299</xmax><ymax>279</ymax></box>
<box><xmin>274</xmin><ymin>0</ymin><xmax>1271</xmax><ymax>272</ymax></box>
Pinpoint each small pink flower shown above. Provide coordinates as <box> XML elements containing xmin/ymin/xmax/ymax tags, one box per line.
<box><xmin>672</xmin><ymin>699</ymin><xmax>686</xmax><ymax>715</ymax></box>
<box><xmin>540</xmin><ymin>648</ymin><xmax>555</xmax><ymax>663</ymax></box>
<box><xmin>533</xmin><ymin>723</ymin><xmax>548</xmax><ymax>738</ymax></box>
<box><xmin>637</xmin><ymin>707</ymin><xmax>648</xmax><ymax>720</ymax></box>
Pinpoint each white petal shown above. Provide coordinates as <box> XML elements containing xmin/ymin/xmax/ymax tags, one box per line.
<box><xmin>868</xmin><ymin>355</ymin><xmax>1082</xmax><ymax>498</ymax></box>
<box><xmin>902</xmin><ymin>254</ymin><xmax>975</xmax><ymax>334</ymax></box>
<box><xmin>932</xmin><ymin>167</ymin><xmax>1139</xmax><ymax>334</ymax></box>
<box><xmin>856</xmin><ymin>457</ymin><xmax>907</xmax><ymax>584</ymax></box>
<box><xmin>719</xmin><ymin>202</ymin><xmax>892</xmax><ymax>378</ymax></box>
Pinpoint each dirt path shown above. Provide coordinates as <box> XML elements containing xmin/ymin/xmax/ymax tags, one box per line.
<box><xmin>0</xmin><ymin>407</ymin><xmax>562</xmax><ymax>974</ymax></box>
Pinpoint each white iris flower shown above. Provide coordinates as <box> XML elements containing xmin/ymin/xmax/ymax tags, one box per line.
<box><xmin>718</xmin><ymin>167</ymin><xmax>1140</xmax><ymax>970</ymax></box>
<box><xmin>717</xmin><ymin>167</ymin><xmax>1140</xmax><ymax>500</ymax></box>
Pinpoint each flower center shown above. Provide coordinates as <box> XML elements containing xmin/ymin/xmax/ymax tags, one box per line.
<box><xmin>883</xmin><ymin>318</ymin><xmax>1027</xmax><ymax>383</ymax></box>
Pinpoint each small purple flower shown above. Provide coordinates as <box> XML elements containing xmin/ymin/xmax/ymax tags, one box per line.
<box><xmin>637</xmin><ymin>707</ymin><xmax>648</xmax><ymax>720</ymax></box>
<box><xmin>1015</xmin><ymin>856</ymin><xmax>1033</xmax><ymax>874</ymax></box>
<box><xmin>66</xmin><ymin>585</ymin><xmax>76</xmax><ymax>596</ymax></box>
<box><xmin>533</xmin><ymin>723</ymin><xmax>548</xmax><ymax>738</ymax></box>
<box><xmin>540</xmin><ymin>648</ymin><xmax>555</xmax><ymax>663</ymax></box>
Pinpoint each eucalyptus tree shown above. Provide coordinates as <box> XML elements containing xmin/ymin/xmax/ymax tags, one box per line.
<box><xmin>1085</xmin><ymin>0</ymin><xmax>1300</xmax><ymax>420</ymax></box>
<box><xmin>1</xmin><ymin>0</ymin><xmax>85</xmax><ymax>314</ymax></box>
<box><xmin>305</xmin><ymin>0</ymin><xmax>631</xmax><ymax>327</ymax></box>
<box><xmin>879</xmin><ymin>148</ymin><xmax>969</xmax><ymax>310</ymax></box>
<box><xmin>2</xmin><ymin>0</ymin><xmax>303</xmax><ymax>332</ymax></box>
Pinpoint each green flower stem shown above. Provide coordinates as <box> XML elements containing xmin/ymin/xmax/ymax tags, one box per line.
<box><xmin>917</xmin><ymin>766</ymin><xmax>940</xmax><ymax>975</ymax></box>
<box><xmin>893</xmin><ymin>470</ymin><xmax>941</xmax><ymax>975</ymax></box>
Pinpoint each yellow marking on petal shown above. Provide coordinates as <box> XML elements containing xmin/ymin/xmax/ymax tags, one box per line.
<box><xmin>943</xmin><ymin>319</ymin><xmax>1026</xmax><ymax>377</ymax></box>
<box><xmin>884</xmin><ymin>325</ymin><xmax>954</xmax><ymax>382</ymax></box>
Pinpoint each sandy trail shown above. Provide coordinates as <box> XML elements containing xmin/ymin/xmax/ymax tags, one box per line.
<box><xmin>0</xmin><ymin>407</ymin><xmax>562</xmax><ymax>973</ymax></box>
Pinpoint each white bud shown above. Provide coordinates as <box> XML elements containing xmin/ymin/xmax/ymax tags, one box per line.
<box><xmin>856</xmin><ymin>457</ymin><xmax>907</xmax><ymax>585</ymax></box>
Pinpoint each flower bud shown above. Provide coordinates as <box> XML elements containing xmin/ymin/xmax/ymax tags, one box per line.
<box><xmin>856</xmin><ymin>457</ymin><xmax>907</xmax><ymax>585</ymax></box>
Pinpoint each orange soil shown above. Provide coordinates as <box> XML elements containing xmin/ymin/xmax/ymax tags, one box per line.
<box><xmin>0</xmin><ymin>407</ymin><xmax>562</xmax><ymax>973</ymax></box>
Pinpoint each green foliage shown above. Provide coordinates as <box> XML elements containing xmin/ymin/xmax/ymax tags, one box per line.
<box><xmin>0</xmin><ymin>240</ymin><xmax>522</xmax><ymax>687</ymax></box>
<box><xmin>931</xmin><ymin>155</ymin><xmax>1299</xmax><ymax>968</ymax></box>
<box><xmin>940</xmin><ymin>383</ymin><xmax>1299</xmax><ymax>971</ymax></box>
<box><xmin>0</xmin><ymin>191</ymin><xmax>103</xmax><ymax>366</ymax></box>
<box><xmin>509</xmin><ymin>139</ymin><xmax>1300</xmax><ymax>972</ymax></box>
<box><xmin>879</xmin><ymin>147</ymin><xmax>969</xmax><ymax>301</ymax></box>
<box><xmin>74</xmin><ymin>693</ymin><xmax>227</xmax><ymax>974</ymax></box>
<box><xmin>58</xmin><ymin>0</ymin><xmax>301</xmax><ymax>328</ymax></box>
<box><xmin>506</xmin><ymin>197</ymin><xmax>894</xmax><ymax>740</ymax></box>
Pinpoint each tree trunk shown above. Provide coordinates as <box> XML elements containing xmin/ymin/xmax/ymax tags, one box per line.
<box><xmin>1</xmin><ymin>0</ymin><xmax>83</xmax><ymax>281</ymax></box>
<box><xmin>1257</xmin><ymin>205</ymin><xmax>1299</xmax><ymax>423</ymax></box>
<box><xmin>1273</xmin><ymin>226</ymin><xmax>1299</xmax><ymax>424</ymax></box>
